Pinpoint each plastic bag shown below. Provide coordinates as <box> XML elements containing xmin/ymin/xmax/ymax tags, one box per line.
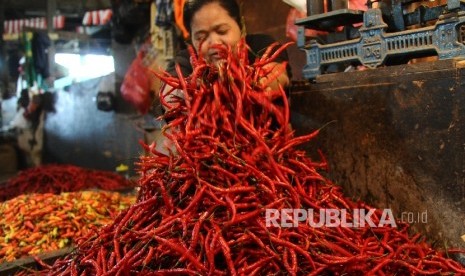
<box><xmin>282</xmin><ymin>0</ymin><xmax>306</xmax><ymax>12</ymax></box>
<box><xmin>120</xmin><ymin>52</ymin><xmax>152</xmax><ymax>114</ymax></box>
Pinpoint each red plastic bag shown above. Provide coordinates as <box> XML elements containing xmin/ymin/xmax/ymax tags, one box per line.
<box><xmin>120</xmin><ymin>51</ymin><xmax>152</xmax><ymax>114</ymax></box>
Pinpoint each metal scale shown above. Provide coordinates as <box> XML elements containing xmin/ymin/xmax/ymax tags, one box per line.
<box><xmin>296</xmin><ymin>0</ymin><xmax>465</xmax><ymax>79</ymax></box>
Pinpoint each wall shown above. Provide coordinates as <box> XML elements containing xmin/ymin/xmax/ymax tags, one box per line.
<box><xmin>41</xmin><ymin>35</ymin><xmax>167</xmax><ymax>175</ymax></box>
<box><xmin>42</xmin><ymin>76</ymin><xmax>150</xmax><ymax>175</ymax></box>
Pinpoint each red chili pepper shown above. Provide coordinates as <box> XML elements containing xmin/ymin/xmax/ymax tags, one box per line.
<box><xmin>155</xmin><ymin>236</ymin><xmax>207</xmax><ymax>272</ymax></box>
<box><xmin>216</xmin><ymin>229</ymin><xmax>237</xmax><ymax>276</ymax></box>
<box><xmin>35</xmin><ymin>35</ymin><xmax>465</xmax><ymax>276</ymax></box>
<box><xmin>270</xmin><ymin>236</ymin><xmax>317</xmax><ymax>270</ymax></box>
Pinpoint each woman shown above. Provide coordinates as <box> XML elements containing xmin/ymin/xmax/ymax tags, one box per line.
<box><xmin>160</xmin><ymin>0</ymin><xmax>291</xmax><ymax>111</ymax></box>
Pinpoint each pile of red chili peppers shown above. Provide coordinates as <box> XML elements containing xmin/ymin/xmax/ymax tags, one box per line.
<box><xmin>40</xmin><ymin>41</ymin><xmax>465</xmax><ymax>275</ymax></box>
<box><xmin>0</xmin><ymin>164</ymin><xmax>136</xmax><ymax>202</ymax></box>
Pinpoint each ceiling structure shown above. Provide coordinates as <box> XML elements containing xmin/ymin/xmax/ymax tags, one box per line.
<box><xmin>3</xmin><ymin>0</ymin><xmax>112</xmax><ymax>20</ymax></box>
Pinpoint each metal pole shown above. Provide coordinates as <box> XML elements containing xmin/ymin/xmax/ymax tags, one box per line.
<box><xmin>0</xmin><ymin>0</ymin><xmax>4</xmax><ymax>127</ymax></box>
<box><xmin>0</xmin><ymin>0</ymin><xmax>7</xmax><ymax>100</ymax></box>
<box><xmin>46</xmin><ymin>0</ymin><xmax>56</xmax><ymax>89</ymax></box>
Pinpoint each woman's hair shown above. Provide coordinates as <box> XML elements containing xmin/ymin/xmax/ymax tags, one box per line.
<box><xmin>183</xmin><ymin>0</ymin><xmax>242</xmax><ymax>35</ymax></box>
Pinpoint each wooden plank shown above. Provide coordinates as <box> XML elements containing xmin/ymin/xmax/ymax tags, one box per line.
<box><xmin>0</xmin><ymin>247</ymin><xmax>74</xmax><ymax>274</ymax></box>
<box><xmin>313</xmin><ymin>59</ymin><xmax>464</xmax><ymax>88</ymax></box>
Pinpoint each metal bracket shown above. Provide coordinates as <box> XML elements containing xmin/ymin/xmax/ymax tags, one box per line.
<box><xmin>297</xmin><ymin>7</ymin><xmax>465</xmax><ymax>80</ymax></box>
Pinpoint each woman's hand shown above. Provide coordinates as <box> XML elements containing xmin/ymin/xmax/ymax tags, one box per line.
<box><xmin>258</xmin><ymin>62</ymin><xmax>290</xmax><ymax>92</ymax></box>
<box><xmin>159</xmin><ymin>83</ymin><xmax>184</xmax><ymax>112</ymax></box>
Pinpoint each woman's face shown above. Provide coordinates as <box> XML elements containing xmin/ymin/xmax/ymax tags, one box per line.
<box><xmin>190</xmin><ymin>2</ymin><xmax>242</xmax><ymax>65</ymax></box>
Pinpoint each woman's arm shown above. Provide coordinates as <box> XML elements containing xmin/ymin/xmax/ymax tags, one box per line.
<box><xmin>158</xmin><ymin>49</ymin><xmax>192</xmax><ymax>112</ymax></box>
<box><xmin>246</xmin><ymin>34</ymin><xmax>291</xmax><ymax>93</ymax></box>
<box><xmin>159</xmin><ymin>83</ymin><xmax>181</xmax><ymax>112</ymax></box>
<box><xmin>259</xmin><ymin>61</ymin><xmax>290</xmax><ymax>92</ymax></box>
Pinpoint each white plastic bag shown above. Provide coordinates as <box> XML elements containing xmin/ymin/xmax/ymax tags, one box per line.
<box><xmin>282</xmin><ymin>0</ymin><xmax>306</xmax><ymax>12</ymax></box>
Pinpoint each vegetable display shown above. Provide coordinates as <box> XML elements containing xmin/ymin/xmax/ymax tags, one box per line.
<box><xmin>0</xmin><ymin>191</ymin><xmax>136</xmax><ymax>263</ymax></box>
<box><xmin>34</xmin><ymin>40</ymin><xmax>465</xmax><ymax>275</ymax></box>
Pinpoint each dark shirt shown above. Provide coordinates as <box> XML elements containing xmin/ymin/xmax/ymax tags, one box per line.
<box><xmin>165</xmin><ymin>33</ymin><xmax>291</xmax><ymax>78</ymax></box>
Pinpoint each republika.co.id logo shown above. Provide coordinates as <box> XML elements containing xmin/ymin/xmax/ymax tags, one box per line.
<box><xmin>265</xmin><ymin>208</ymin><xmax>398</xmax><ymax>228</ymax></box>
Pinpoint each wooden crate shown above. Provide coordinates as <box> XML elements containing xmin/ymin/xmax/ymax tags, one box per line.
<box><xmin>0</xmin><ymin>247</ymin><xmax>74</xmax><ymax>275</ymax></box>
<box><xmin>290</xmin><ymin>59</ymin><xmax>465</xmax><ymax>248</ymax></box>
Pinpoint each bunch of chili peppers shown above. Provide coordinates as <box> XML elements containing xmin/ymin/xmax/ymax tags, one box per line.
<box><xmin>39</xmin><ymin>40</ymin><xmax>465</xmax><ymax>275</ymax></box>
<box><xmin>0</xmin><ymin>191</ymin><xmax>136</xmax><ymax>263</ymax></box>
<box><xmin>0</xmin><ymin>164</ymin><xmax>136</xmax><ymax>202</ymax></box>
